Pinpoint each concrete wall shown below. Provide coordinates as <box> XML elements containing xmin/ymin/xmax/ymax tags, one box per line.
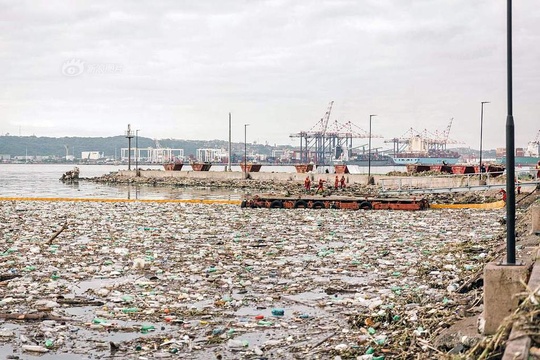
<box><xmin>120</xmin><ymin>170</ymin><xmax>371</xmax><ymax>184</ymax></box>
<box><xmin>118</xmin><ymin>169</ymin><xmax>508</xmax><ymax>190</ymax></box>
<box><xmin>532</xmin><ymin>205</ymin><xmax>540</xmax><ymax>234</ymax></box>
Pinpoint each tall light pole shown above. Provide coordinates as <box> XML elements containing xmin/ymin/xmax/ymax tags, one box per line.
<box><xmin>244</xmin><ymin>124</ymin><xmax>249</xmax><ymax>178</ymax></box>
<box><xmin>125</xmin><ymin>124</ymin><xmax>134</xmax><ymax>170</ymax></box>
<box><xmin>135</xmin><ymin>129</ymin><xmax>140</xmax><ymax>175</ymax></box>
<box><xmin>506</xmin><ymin>0</ymin><xmax>516</xmax><ymax>264</ymax></box>
<box><xmin>368</xmin><ymin>114</ymin><xmax>377</xmax><ymax>183</ymax></box>
<box><xmin>228</xmin><ymin>113</ymin><xmax>232</xmax><ymax>172</ymax></box>
<box><xmin>479</xmin><ymin>102</ymin><xmax>490</xmax><ymax>172</ymax></box>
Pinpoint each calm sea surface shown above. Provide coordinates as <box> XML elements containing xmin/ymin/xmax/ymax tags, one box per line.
<box><xmin>0</xmin><ymin>163</ymin><xmax>402</xmax><ymax>200</ymax></box>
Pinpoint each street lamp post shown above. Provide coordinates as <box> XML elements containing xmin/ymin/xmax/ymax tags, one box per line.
<box><xmin>479</xmin><ymin>102</ymin><xmax>490</xmax><ymax>172</ymax></box>
<box><xmin>368</xmin><ymin>114</ymin><xmax>377</xmax><ymax>184</ymax></box>
<box><xmin>506</xmin><ymin>0</ymin><xmax>516</xmax><ymax>264</ymax></box>
<box><xmin>244</xmin><ymin>124</ymin><xmax>249</xmax><ymax>179</ymax></box>
<box><xmin>135</xmin><ymin>129</ymin><xmax>140</xmax><ymax>175</ymax></box>
<box><xmin>125</xmin><ymin>124</ymin><xmax>134</xmax><ymax>171</ymax></box>
<box><xmin>228</xmin><ymin>113</ymin><xmax>232</xmax><ymax>172</ymax></box>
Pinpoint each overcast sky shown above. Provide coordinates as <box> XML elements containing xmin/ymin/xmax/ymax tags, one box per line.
<box><xmin>1</xmin><ymin>0</ymin><xmax>539</xmax><ymax>151</ymax></box>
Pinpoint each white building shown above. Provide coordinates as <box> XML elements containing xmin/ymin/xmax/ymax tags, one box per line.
<box><xmin>81</xmin><ymin>151</ymin><xmax>104</xmax><ymax>160</ymax></box>
<box><xmin>120</xmin><ymin>147</ymin><xmax>184</xmax><ymax>163</ymax></box>
<box><xmin>196</xmin><ymin>148</ymin><xmax>228</xmax><ymax>162</ymax></box>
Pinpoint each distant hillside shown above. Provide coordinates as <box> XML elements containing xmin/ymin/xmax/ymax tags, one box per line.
<box><xmin>0</xmin><ymin>135</ymin><xmax>286</xmax><ymax>159</ymax></box>
<box><xmin>452</xmin><ymin>147</ymin><xmax>497</xmax><ymax>159</ymax></box>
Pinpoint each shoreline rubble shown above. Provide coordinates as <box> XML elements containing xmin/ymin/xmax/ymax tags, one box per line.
<box><xmin>85</xmin><ymin>171</ymin><xmax>507</xmax><ymax>205</ymax></box>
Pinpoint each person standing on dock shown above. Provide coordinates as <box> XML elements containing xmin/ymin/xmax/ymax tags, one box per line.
<box><xmin>499</xmin><ymin>189</ymin><xmax>507</xmax><ymax>202</ymax></box>
<box><xmin>316</xmin><ymin>178</ymin><xmax>325</xmax><ymax>194</ymax></box>
<box><xmin>304</xmin><ymin>176</ymin><xmax>311</xmax><ymax>191</ymax></box>
<box><xmin>340</xmin><ymin>175</ymin><xmax>346</xmax><ymax>189</ymax></box>
<box><xmin>334</xmin><ymin>176</ymin><xmax>339</xmax><ymax>190</ymax></box>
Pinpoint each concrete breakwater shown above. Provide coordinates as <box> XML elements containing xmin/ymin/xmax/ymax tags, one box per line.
<box><xmin>109</xmin><ymin>169</ymin><xmax>507</xmax><ymax>192</ymax></box>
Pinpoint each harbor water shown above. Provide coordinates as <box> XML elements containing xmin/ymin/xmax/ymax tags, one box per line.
<box><xmin>0</xmin><ymin>164</ymin><xmax>404</xmax><ymax>200</ymax></box>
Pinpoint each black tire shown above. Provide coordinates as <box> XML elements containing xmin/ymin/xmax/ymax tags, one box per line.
<box><xmin>359</xmin><ymin>201</ymin><xmax>373</xmax><ymax>210</ymax></box>
<box><xmin>270</xmin><ymin>200</ymin><xmax>284</xmax><ymax>209</ymax></box>
<box><xmin>294</xmin><ymin>200</ymin><xmax>308</xmax><ymax>208</ymax></box>
<box><xmin>312</xmin><ymin>201</ymin><xmax>325</xmax><ymax>209</ymax></box>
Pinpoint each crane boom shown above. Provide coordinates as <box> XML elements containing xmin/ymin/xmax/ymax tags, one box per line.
<box><xmin>321</xmin><ymin>101</ymin><xmax>334</xmax><ymax>136</ymax></box>
<box><xmin>443</xmin><ymin>118</ymin><xmax>453</xmax><ymax>144</ymax></box>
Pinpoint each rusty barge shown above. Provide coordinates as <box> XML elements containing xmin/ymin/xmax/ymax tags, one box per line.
<box><xmin>241</xmin><ymin>194</ymin><xmax>428</xmax><ymax>211</ymax></box>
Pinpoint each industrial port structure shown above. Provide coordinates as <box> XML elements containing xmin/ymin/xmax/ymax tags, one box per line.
<box><xmin>290</xmin><ymin>101</ymin><xmax>463</xmax><ymax>166</ymax></box>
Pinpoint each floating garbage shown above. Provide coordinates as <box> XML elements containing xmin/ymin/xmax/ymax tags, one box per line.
<box><xmin>0</xmin><ymin>195</ymin><xmax>529</xmax><ymax>358</ymax></box>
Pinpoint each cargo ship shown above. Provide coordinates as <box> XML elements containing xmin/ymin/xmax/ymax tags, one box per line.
<box><xmin>344</xmin><ymin>153</ymin><xmax>396</xmax><ymax>166</ymax></box>
<box><xmin>496</xmin><ymin>136</ymin><xmax>540</xmax><ymax>166</ymax></box>
<box><xmin>333</xmin><ymin>145</ymin><xmax>396</xmax><ymax>166</ymax></box>
<box><xmin>390</xmin><ymin>149</ymin><xmax>460</xmax><ymax>166</ymax></box>
<box><xmin>388</xmin><ymin>135</ymin><xmax>460</xmax><ymax>166</ymax></box>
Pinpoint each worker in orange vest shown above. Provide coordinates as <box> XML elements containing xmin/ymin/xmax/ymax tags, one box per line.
<box><xmin>304</xmin><ymin>176</ymin><xmax>311</xmax><ymax>191</ymax></box>
<box><xmin>334</xmin><ymin>176</ymin><xmax>339</xmax><ymax>190</ymax></box>
<box><xmin>499</xmin><ymin>189</ymin><xmax>507</xmax><ymax>202</ymax></box>
<box><xmin>316</xmin><ymin>178</ymin><xmax>325</xmax><ymax>194</ymax></box>
<box><xmin>340</xmin><ymin>175</ymin><xmax>346</xmax><ymax>189</ymax></box>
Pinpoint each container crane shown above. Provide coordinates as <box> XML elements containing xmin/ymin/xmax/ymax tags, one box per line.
<box><xmin>290</xmin><ymin>101</ymin><xmax>380</xmax><ymax>164</ymax></box>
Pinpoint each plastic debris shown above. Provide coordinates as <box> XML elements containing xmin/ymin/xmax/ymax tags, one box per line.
<box><xmin>0</xmin><ymin>196</ymin><xmax>524</xmax><ymax>358</ymax></box>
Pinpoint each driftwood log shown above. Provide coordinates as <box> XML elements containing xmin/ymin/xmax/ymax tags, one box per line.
<box><xmin>0</xmin><ymin>274</ymin><xmax>21</xmax><ymax>282</ymax></box>
<box><xmin>47</xmin><ymin>223</ymin><xmax>67</xmax><ymax>245</ymax></box>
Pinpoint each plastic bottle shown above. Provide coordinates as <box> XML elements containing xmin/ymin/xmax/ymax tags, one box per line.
<box><xmin>22</xmin><ymin>345</ymin><xmax>49</xmax><ymax>353</ymax></box>
<box><xmin>141</xmin><ymin>324</ymin><xmax>156</xmax><ymax>333</ymax></box>
<box><xmin>122</xmin><ymin>307</ymin><xmax>139</xmax><ymax>313</ymax></box>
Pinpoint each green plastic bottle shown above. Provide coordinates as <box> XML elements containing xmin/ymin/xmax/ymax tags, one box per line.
<box><xmin>122</xmin><ymin>307</ymin><xmax>139</xmax><ymax>313</ymax></box>
<box><xmin>141</xmin><ymin>324</ymin><xmax>155</xmax><ymax>333</ymax></box>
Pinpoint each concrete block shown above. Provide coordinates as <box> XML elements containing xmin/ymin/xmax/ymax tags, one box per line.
<box><xmin>532</xmin><ymin>205</ymin><xmax>540</xmax><ymax>234</ymax></box>
<box><xmin>501</xmin><ymin>258</ymin><xmax>540</xmax><ymax>359</ymax></box>
<box><xmin>482</xmin><ymin>262</ymin><xmax>529</xmax><ymax>335</ymax></box>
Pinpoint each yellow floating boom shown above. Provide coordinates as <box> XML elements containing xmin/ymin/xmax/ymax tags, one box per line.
<box><xmin>429</xmin><ymin>200</ymin><xmax>505</xmax><ymax>210</ymax></box>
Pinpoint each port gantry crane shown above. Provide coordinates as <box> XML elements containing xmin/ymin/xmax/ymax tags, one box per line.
<box><xmin>383</xmin><ymin>119</ymin><xmax>462</xmax><ymax>155</ymax></box>
<box><xmin>290</xmin><ymin>101</ymin><xmax>382</xmax><ymax>165</ymax></box>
